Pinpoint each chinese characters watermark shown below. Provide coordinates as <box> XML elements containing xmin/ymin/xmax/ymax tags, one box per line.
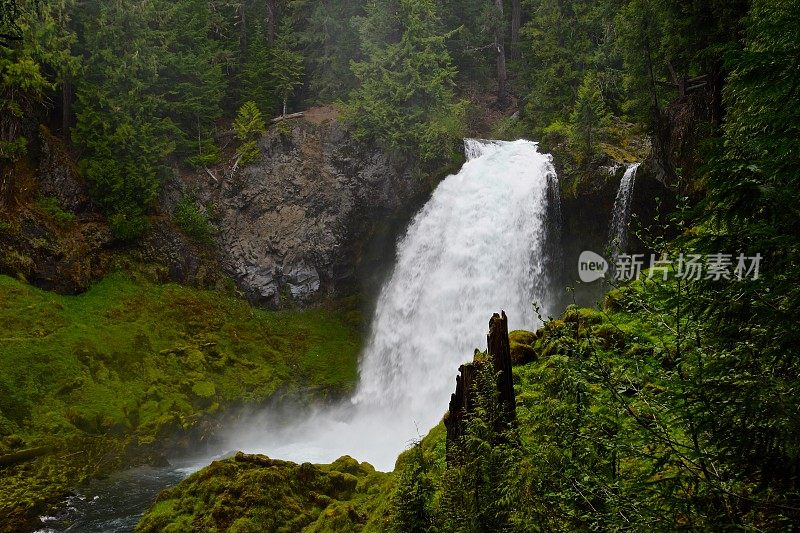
<box><xmin>578</xmin><ymin>251</ymin><xmax>762</xmax><ymax>283</ymax></box>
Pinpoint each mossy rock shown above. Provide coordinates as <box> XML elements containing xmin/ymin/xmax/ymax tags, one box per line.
<box><xmin>509</xmin><ymin>330</ymin><xmax>538</xmax><ymax>365</ymax></box>
<box><xmin>562</xmin><ymin>305</ymin><xmax>602</xmax><ymax>325</ymax></box>
<box><xmin>136</xmin><ymin>453</ymin><xmax>392</xmax><ymax>533</ymax></box>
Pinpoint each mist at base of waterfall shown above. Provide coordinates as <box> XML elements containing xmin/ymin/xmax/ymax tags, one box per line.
<box><xmin>225</xmin><ymin>139</ymin><xmax>562</xmax><ymax>471</ymax></box>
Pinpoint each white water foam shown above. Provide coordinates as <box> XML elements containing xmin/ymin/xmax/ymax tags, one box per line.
<box><xmin>228</xmin><ymin>139</ymin><xmax>561</xmax><ymax>470</ymax></box>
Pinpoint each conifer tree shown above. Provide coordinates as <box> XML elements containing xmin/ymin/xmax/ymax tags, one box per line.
<box><xmin>346</xmin><ymin>0</ymin><xmax>465</xmax><ymax>163</ymax></box>
<box><xmin>271</xmin><ymin>21</ymin><xmax>304</xmax><ymax>117</ymax></box>
<box><xmin>233</xmin><ymin>100</ymin><xmax>265</xmax><ymax>165</ymax></box>
<box><xmin>569</xmin><ymin>72</ymin><xmax>610</xmax><ymax>159</ymax></box>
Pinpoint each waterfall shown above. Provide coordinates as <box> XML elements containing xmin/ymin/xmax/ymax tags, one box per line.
<box><xmin>229</xmin><ymin>139</ymin><xmax>561</xmax><ymax>471</ymax></box>
<box><xmin>608</xmin><ymin>163</ymin><xmax>640</xmax><ymax>255</ymax></box>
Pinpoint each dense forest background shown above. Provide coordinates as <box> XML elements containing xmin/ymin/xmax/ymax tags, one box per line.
<box><xmin>2</xmin><ymin>0</ymin><xmax>800</xmax><ymax>531</ymax></box>
<box><xmin>2</xmin><ymin>0</ymin><xmax>749</xmax><ymax>237</ymax></box>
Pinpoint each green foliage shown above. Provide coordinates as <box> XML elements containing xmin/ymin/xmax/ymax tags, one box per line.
<box><xmin>0</xmin><ymin>272</ymin><xmax>362</xmax><ymax>435</ymax></box>
<box><xmin>518</xmin><ymin>0</ymin><xmax>619</xmax><ymax>135</ymax></box>
<box><xmin>185</xmin><ymin>138</ymin><xmax>222</xmax><ymax>168</ymax></box>
<box><xmin>173</xmin><ymin>197</ymin><xmax>215</xmax><ymax>244</ymax></box>
<box><xmin>34</xmin><ymin>196</ymin><xmax>75</xmax><ymax>227</ymax></box>
<box><xmin>438</xmin><ymin>362</ymin><xmax>518</xmax><ymax>532</ymax></box>
<box><xmin>72</xmin><ymin>0</ymin><xmax>224</xmax><ymax>240</ymax></box>
<box><xmin>0</xmin><ymin>0</ymin><xmax>78</xmax><ymax>162</ymax></box>
<box><xmin>136</xmin><ymin>453</ymin><xmax>392</xmax><ymax>532</ymax></box>
<box><xmin>0</xmin><ymin>272</ymin><xmax>363</xmax><ymax>527</ymax></box>
<box><xmin>233</xmin><ymin>101</ymin><xmax>266</xmax><ymax>165</ymax></box>
<box><xmin>345</xmin><ymin>0</ymin><xmax>466</xmax><ymax>163</ymax></box>
<box><xmin>685</xmin><ymin>0</ymin><xmax>800</xmax><ymax>507</ymax></box>
<box><xmin>238</xmin><ymin>24</ymin><xmax>275</xmax><ymax>115</ymax></box>
<box><xmin>390</xmin><ymin>443</ymin><xmax>434</xmax><ymax>533</ymax></box>
<box><xmin>272</xmin><ymin>20</ymin><xmax>304</xmax><ymax>116</ymax></box>
<box><xmin>289</xmin><ymin>0</ymin><xmax>364</xmax><ymax>103</ymax></box>
<box><xmin>569</xmin><ymin>71</ymin><xmax>611</xmax><ymax>160</ymax></box>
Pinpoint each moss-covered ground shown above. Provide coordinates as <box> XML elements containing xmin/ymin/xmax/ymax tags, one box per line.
<box><xmin>136</xmin><ymin>453</ymin><xmax>394</xmax><ymax>533</ymax></box>
<box><xmin>0</xmin><ymin>273</ymin><xmax>362</xmax><ymax>531</ymax></box>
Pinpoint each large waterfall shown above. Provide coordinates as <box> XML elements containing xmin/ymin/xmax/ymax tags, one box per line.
<box><xmin>608</xmin><ymin>163</ymin><xmax>640</xmax><ymax>255</ymax></box>
<box><xmin>228</xmin><ymin>139</ymin><xmax>561</xmax><ymax>470</ymax></box>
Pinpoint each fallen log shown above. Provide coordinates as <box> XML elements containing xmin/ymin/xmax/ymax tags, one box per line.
<box><xmin>0</xmin><ymin>446</ymin><xmax>52</xmax><ymax>467</ymax></box>
<box><xmin>270</xmin><ymin>112</ymin><xmax>305</xmax><ymax>124</ymax></box>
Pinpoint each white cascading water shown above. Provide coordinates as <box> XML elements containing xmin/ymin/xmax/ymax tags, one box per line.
<box><xmin>608</xmin><ymin>163</ymin><xmax>640</xmax><ymax>255</ymax></box>
<box><xmin>228</xmin><ymin>139</ymin><xmax>561</xmax><ymax>471</ymax></box>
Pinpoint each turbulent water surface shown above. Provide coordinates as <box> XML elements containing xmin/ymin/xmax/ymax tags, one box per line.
<box><xmin>43</xmin><ymin>139</ymin><xmax>562</xmax><ymax>531</ymax></box>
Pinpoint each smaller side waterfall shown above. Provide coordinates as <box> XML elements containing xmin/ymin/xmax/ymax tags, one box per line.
<box><xmin>608</xmin><ymin>163</ymin><xmax>640</xmax><ymax>255</ymax></box>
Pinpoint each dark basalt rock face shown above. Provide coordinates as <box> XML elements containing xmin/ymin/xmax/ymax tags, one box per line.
<box><xmin>558</xmin><ymin>162</ymin><xmax>676</xmax><ymax>308</ymax></box>
<box><xmin>162</xmin><ymin>119</ymin><xmax>429</xmax><ymax>307</ymax></box>
<box><xmin>444</xmin><ymin>311</ymin><xmax>517</xmax><ymax>462</ymax></box>
<box><xmin>1</xmin><ymin>118</ymin><xmax>428</xmax><ymax>305</ymax></box>
<box><xmin>36</xmin><ymin>127</ymin><xmax>92</xmax><ymax>213</ymax></box>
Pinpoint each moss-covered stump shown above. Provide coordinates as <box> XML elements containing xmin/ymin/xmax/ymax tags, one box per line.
<box><xmin>136</xmin><ymin>453</ymin><xmax>393</xmax><ymax>533</ymax></box>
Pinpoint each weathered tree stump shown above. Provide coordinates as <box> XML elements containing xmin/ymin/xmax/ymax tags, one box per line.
<box><xmin>444</xmin><ymin>311</ymin><xmax>517</xmax><ymax>463</ymax></box>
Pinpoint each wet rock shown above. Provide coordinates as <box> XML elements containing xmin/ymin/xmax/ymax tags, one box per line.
<box><xmin>36</xmin><ymin>128</ymin><xmax>91</xmax><ymax>212</ymax></box>
<box><xmin>164</xmin><ymin>119</ymin><xmax>428</xmax><ymax>307</ymax></box>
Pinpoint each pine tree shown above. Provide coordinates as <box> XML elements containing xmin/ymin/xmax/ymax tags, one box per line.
<box><xmin>239</xmin><ymin>21</ymin><xmax>275</xmax><ymax>115</ymax></box>
<box><xmin>346</xmin><ymin>0</ymin><xmax>465</xmax><ymax>163</ymax></box>
<box><xmin>289</xmin><ymin>0</ymin><xmax>364</xmax><ymax>103</ymax></box>
<box><xmin>72</xmin><ymin>0</ymin><xmax>175</xmax><ymax>239</ymax></box>
<box><xmin>569</xmin><ymin>72</ymin><xmax>610</xmax><ymax>160</ymax></box>
<box><xmin>233</xmin><ymin>100</ymin><xmax>265</xmax><ymax>165</ymax></box>
<box><xmin>271</xmin><ymin>20</ymin><xmax>303</xmax><ymax>117</ymax></box>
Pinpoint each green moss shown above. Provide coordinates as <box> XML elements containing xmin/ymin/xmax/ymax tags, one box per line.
<box><xmin>173</xmin><ymin>197</ymin><xmax>216</xmax><ymax>243</ymax></box>
<box><xmin>0</xmin><ymin>273</ymin><xmax>362</xmax><ymax>530</ymax></box>
<box><xmin>509</xmin><ymin>330</ymin><xmax>538</xmax><ymax>365</ymax></box>
<box><xmin>136</xmin><ymin>453</ymin><xmax>392</xmax><ymax>533</ymax></box>
<box><xmin>34</xmin><ymin>196</ymin><xmax>76</xmax><ymax>228</ymax></box>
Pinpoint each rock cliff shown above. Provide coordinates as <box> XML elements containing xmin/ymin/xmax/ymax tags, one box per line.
<box><xmin>163</xmin><ymin>118</ymin><xmax>428</xmax><ymax>306</ymax></box>
<box><xmin>0</xmin><ymin>117</ymin><xmax>430</xmax><ymax>306</ymax></box>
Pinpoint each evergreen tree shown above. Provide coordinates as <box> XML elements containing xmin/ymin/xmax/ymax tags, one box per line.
<box><xmin>155</xmin><ymin>0</ymin><xmax>225</xmax><ymax>160</ymax></box>
<box><xmin>346</xmin><ymin>0</ymin><xmax>465</xmax><ymax>163</ymax></box>
<box><xmin>289</xmin><ymin>0</ymin><xmax>364</xmax><ymax>103</ymax></box>
<box><xmin>271</xmin><ymin>20</ymin><xmax>303</xmax><ymax>116</ymax></box>
<box><xmin>233</xmin><ymin>100</ymin><xmax>265</xmax><ymax>165</ymax></box>
<box><xmin>72</xmin><ymin>0</ymin><xmax>175</xmax><ymax>239</ymax></box>
<box><xmin>518</xmin><ymin>0</ymin><xmax>618</xmax><ymax>135</ymax></box>
<box><xmin>569</xmin><ymin>71</ymin><xmax>611</xmax><ymax>160</ymax></box>
<box><xmin>690</xmin><ymin>0</ymin><xmax>800</xmax><ymax>500</ymax></box>
<box><xmin>239</xmin><ymin>21</ymin><xmax>275</xmax><ymax>115</ymax></box>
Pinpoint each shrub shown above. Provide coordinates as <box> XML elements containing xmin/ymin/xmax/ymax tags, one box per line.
<box><xmin>233</xmin><ymin>102</ymin><xmax>266</xmax><ymax>166</ymax></box>
<box><xmin>35</xmin><ymin>196</ymin><xmax>76</xmax><ymax>227</ymax></box>
<box><xmin>173</xmin><ymin>197</ymin><xmax>216</xmax><ymax>243</ymax></box>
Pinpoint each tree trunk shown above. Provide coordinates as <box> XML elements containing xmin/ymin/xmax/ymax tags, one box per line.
<box><xmin>61</xmin><ymin>78</ymin><xmax>72</xmax><ymax>139</ymax></box>
<box><xmin>494</xmin><ymin>0</ymin><xmax>509</xmax><ymax>108</ymax></box>
<box><xmin>444</xmin><ymin>311</ymin><xmax>517</xmax><ymax>464</ymax></box>
<box><xmin>487</xmin><ymin>311</ymin><xmax>516</xmax><ymax>428</ymax></box>
<box><xmin>511</xmin><ymin>0</ymin><xmax>521</xmax><ymax>60</ymax></box>
<box><xmin>643</xmin><ymin>32</ymin><xmax>675</xmax><ymax>181</ymax></box>
<box><xmin>266</xmin><ymin>0</ymin><xmax>278</xmax><ymax>43</ymax></box>
<box><xmin>239</xmin><ymin>2</ymin><xmax>247</xmax><ymax>51</ymax></box>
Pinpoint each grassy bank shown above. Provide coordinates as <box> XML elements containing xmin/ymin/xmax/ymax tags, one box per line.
<box><xmin>0</xmin><ymin>273</ymin><xmax>362</xmax><ymax>531</ymax></box>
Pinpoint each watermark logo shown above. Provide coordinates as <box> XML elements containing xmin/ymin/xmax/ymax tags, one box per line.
<box><xmin>578</xmin><ymin>251</ymin><xmax>609</xmax><ymax>282</ymax></box>
<box><xmin>578</xmin><ymin>252</ymin><xmax>762</xmax><ymax>282</ymax></box>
